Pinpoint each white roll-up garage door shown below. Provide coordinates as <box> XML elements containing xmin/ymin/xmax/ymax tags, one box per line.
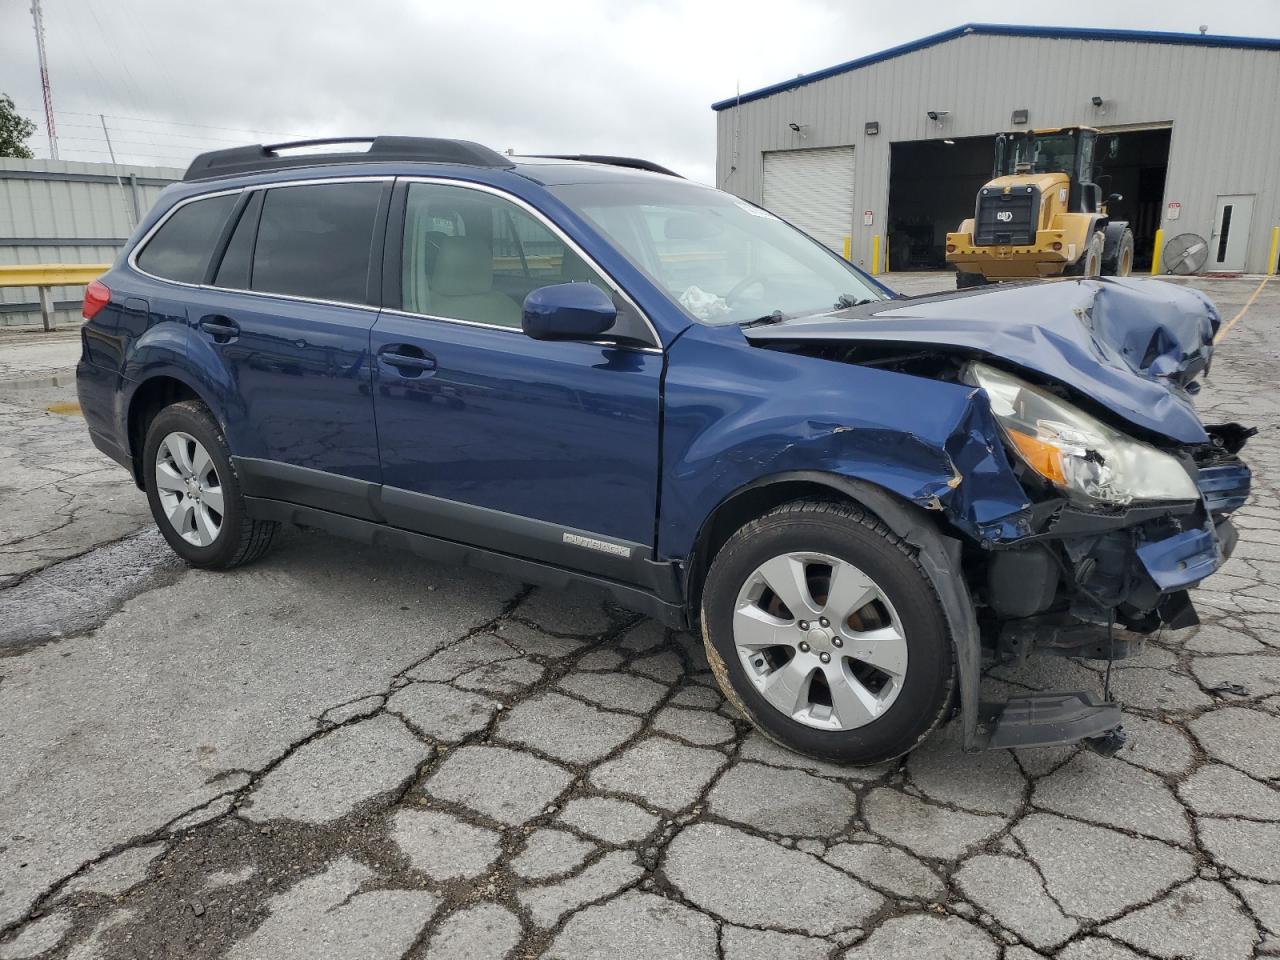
<box><xmin>762</xmin><ymin>146</ymin><xmax>855</xmax><ymax>253</ymax></box>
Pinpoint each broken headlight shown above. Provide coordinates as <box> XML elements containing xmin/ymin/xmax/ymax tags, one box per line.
<box><xmin>965</xmin><ymin>361</ymin><xmax>1198</xmax><ymax>505</ymax></box>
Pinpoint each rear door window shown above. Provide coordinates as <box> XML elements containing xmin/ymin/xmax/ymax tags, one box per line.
<box><xmin>251</xmin><ymin>182</ymin><xmax>382</xmax><ymax>304</ymax></box>
<box><xmin>135</xmin><ymin>193</ymin><xmax>238</xmax><ymax>284</ymax></box>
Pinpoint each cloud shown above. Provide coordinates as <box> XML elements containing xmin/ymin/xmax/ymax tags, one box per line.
<box><xmin>2</xmin><ymin>0</ymin><xmax>1277</xmax><ymax>183</ymax></box>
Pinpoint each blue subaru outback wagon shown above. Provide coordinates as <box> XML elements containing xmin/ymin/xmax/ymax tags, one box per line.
<box><xmin>76</xmin><ymin>137</ymin><xmax>1250</xmax><ymax>764</ymax></box>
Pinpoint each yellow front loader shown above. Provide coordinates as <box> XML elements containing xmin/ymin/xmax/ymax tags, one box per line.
<box><xmin>946</xmin><ymin>127</ymin><xmax>1134</xmax><ymax>288</ymax></box>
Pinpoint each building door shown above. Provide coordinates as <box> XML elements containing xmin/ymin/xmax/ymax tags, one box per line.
<box><xmin>762</xmin><ymin>146</ymin><xmax>855</xmax><ymax>253</ymax></box>
<box><xmin>1210</xmin><ymin>194</ymin><xmax>1254</xmax><ymax>272</ymax></box>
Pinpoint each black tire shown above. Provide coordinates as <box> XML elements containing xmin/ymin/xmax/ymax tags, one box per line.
<box><xmin>1103</xmin><ymin>228</ymin><xmax>1135</xmax><ymax>277</ymax></box>
<box><xmin>701</xmin><ymin>500</ymin><xmax>955</xmax><ymax>765</ymax></box>
<box><xmin>1066</xmin><ymin>231</ymin><xmax>1105</xmax><ymax>278</ymax></box>
<box><xmin>955</xmin><ymin>270</ymin><xmax>988</xmax><ymax>290</ymax></box>
<box><xmin>143</xmin><ymin>400</ymin><xmax>277</xmax><ymax>569</ymax></box>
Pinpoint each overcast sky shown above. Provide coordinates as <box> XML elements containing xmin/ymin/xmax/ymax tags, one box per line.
<box><xmin>3</xmin><ymin>0</ymin><xmax>1279</xmax><ymax>184</ymax></box>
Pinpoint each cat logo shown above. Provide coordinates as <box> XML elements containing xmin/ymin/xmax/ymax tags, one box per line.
<box><xmin>996</xmin><ymin>210</ymin><xmax>1014</xmax><ymax>222</ymax></box>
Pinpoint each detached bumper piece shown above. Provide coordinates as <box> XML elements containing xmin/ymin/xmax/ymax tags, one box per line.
<box><xmin>980</xmin><ymin>692</ymin><xmax>1123</xmax><ymax>750</ymax></box>
<box><xmin>1135</xmin><ymin>526</ymin><xmax>1222</xmax><ymax>591</ymax></box>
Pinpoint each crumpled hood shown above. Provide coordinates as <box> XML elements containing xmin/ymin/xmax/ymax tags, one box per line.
<box><xmin>744</xmin><ymin>277</ymin><xmax>1219</xmax><ymax>444</ymax></box>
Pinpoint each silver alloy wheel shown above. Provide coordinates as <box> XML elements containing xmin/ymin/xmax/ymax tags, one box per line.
<box><xmin>733</xmin><ymin>551</ymin><xmax>909</xmax><ymax>731</ymax></box>
<box><xmin>154</xmin><ymin>431</ymin><xmax>224</xmax><ymax>547</ymax></box>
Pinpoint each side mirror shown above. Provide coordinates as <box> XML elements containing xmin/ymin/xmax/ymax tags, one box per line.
<box><xmin>522</xmin><ymin>282</ymin><xmax>617</xmax><ymax>341</ymax></box>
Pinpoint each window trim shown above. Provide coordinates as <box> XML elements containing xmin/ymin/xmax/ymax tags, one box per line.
<box><xmin>127</xmin><ymin>176</ymin><xmax>394</xmax><ymax>313</ymax></box>
<box><xmin>384</xmin><ymin>176</ymin><xmax>662</xmax><ymax>350</ymax></box>
<box><xmin>206</xmin><ymin>189</ymin><xmax>262</xmax><ymax>288</ymax></box>
<box><xmin>127</xmin><ymin>174</ymin><xmax>662</xmax><ymax>349</ymax></box>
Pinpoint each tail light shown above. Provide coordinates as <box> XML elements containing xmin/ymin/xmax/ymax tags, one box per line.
<box><xmin>1051</xmin><ymin>242</ymin><xmax>1063</xmax><ymax>251</ymax></box>
<box><xmin>945</xmin><ymin>244</ymin><xmax>956</xmax><ymax>253</ymax></box>
<box><xmin>83</xmin><ymin>279</ymin><xmax>111</xmax><ymax>320</ymax></box>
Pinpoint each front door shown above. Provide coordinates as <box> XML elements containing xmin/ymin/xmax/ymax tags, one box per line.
<box><xmin>370</xmin><ymin>180</ymin><xmax>663</xmax><ymax>581</ymax></box>
<box><xmin>1210</xmin><ymin>194</ymin><xmax>1254</xmax><ymax>273</ymax></box>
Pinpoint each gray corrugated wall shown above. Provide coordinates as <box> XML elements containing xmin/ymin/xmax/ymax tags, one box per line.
<box><xmin>716</xmin><ymin>32</ymin><xmax>1280</xmax><ymax>274</ymax></box>
<box><xmin>0</xmin><ymin>159</ymin><xmax>182</xmax><ymax>327</ymax></box>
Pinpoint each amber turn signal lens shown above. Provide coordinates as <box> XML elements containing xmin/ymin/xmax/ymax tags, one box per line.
<box><xmin>1006</xmin><ymin>427</ymin><xmax>1067</xmax><ymax>485</ymax></box>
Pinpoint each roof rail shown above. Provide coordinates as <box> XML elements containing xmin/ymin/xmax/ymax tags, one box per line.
<box><xmin>529</xmin><ymin>155</ymin><xmax>683</xmax><ymax>178</ymax></box>
<box><xmin>183</xmin><ymin>136</ymin><xmax>514</xmax><ymax>182</ymax></box>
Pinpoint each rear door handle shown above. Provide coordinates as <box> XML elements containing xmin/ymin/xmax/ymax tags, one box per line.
<box><xmin>378</xmin><ymin>345</ymin><xmax>436</xmax><ymax>375</ymax></box>
<box><xmin>199</xmin><ymin>315</ymin><xmax>240</xmax><ymax>341</ymax></box>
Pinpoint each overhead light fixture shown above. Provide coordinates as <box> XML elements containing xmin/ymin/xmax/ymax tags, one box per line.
<box><xmin>865</xmin><ymin>121</ymin><xmax>880</xmax><ymax>136</ymax></box>
<box><xmin>926</xmin><ymin>110</ymin><xmax>950</xmax><ymax>122</ymax></box>
<box><xmin>1091</xmin><ymin>96</ymin><xmax>1105</xmax><ymax>107</ymax></box>
<box><xmin>1011</xmin><ymin>108</ymin><xmax>1029</xmax><ymax>125</ymax></box>
<box><xmin>943</xmin><ymin>139</ymin><xmax>956</xmax><ymax>145</ymax></box>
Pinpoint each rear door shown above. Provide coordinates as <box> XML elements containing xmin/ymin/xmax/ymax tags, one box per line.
<box><xmin>369</xmin><ymin>179</ymin><xmax>663</xmax><ymax>581</ymax></box>
<box><xmin>193</xmin><ymin>178</ymin><xmax>390</xmax><ymax>512</ymax></box>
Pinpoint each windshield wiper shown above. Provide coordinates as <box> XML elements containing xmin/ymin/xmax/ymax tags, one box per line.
<box><xmin>834</xmin><ymin>293</ymin><xmax>875</xmax><ymax>310</ymax></box>
<box><xmin>741</xmin><ymin>309</ymin><xmax>787</xmax><ymax>328</ymax></box>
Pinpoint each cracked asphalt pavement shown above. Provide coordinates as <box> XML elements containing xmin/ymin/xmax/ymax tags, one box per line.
<box><xmin>1</xmin><ymin>276</ymin><xmax>1278</xmax><ymax>959</ymax></box>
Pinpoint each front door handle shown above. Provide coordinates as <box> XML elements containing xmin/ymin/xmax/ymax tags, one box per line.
<box><xmin>378</xmin><ymin>345</ymin><xmax>437</xmax><ymax>376</ymax></box>
<box><xmin>199</xmin><ymin>315</ymin><xmax>240</xmax><ymax>342</ymax></box>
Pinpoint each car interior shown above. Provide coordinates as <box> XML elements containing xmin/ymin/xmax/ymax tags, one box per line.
<box><xmin>401</xmin><ymin>190</ymin><xmax>607</xmax><ymax>328</ymax></box>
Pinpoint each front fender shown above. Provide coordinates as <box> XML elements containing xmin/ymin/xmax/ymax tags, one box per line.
<box><xmin>659</xmin><ymin>327</ymin><xmax>1031</xmax><ymax>561</ymax></box>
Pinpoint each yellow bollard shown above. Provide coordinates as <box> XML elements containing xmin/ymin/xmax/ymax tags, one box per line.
<box><xmin>1268</xmin><ymin>226</ymin><xmax>1279</xmax><ymax>276</ymax></box>
<box><xmin>1150</xmin><ymin>227</ymin><xmax>1164</xmax><ymax>276</ymax></box>
<box><xmin>871</xmin><ymin>234</ymin><xmax>881</xmax><ymax>276</ymax></box>
<box><xmin>843</xmin><ymin>235</ymin><xmax>851</xmax><ymax>262</ymax></box>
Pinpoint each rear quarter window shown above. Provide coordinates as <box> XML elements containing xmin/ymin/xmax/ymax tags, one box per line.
<box><xmin>135</xmin><ymin>193</ymin><xmax>239</xmax><ymax>284</ymax></box>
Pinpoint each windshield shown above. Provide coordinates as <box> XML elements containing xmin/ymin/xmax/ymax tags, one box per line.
<box><xmin>550</xmin><ymin>180</ymin><xmax>887</xmax><ymax>325</ymax></box>
<box><xmin>996</xmin><ymin>132</ymin><xmax>1077</xmax><ymax>177</ymax></box>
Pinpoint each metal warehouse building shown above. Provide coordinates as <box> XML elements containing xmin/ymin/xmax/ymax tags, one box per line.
<box><xmin>1</xmin><ymin>159</ymin><xmax>181</xmax><ymax>327</ymax></box>
<box><xmin>713</xmin><ymin>23</ymin><xmax>1280</xmax><ymax>276</ymax></box>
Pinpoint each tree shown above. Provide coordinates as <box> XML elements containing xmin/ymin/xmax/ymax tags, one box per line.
<box><xmin>1</xmin><ymin>94</ymin><xmax>37</xmax><ymax>159</ymax></box>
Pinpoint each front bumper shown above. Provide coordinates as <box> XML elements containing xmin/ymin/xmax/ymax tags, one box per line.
<box><xmin>1136</xmin><ymin>519</ymin><xmax>1237</xmax><ymax>592</ymax></box>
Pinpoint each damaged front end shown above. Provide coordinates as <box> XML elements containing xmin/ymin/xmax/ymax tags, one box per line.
<box><xmin>743</xmin><ymin>277</ymin><xmax>1252</xmax><ymax>751</ymax></box>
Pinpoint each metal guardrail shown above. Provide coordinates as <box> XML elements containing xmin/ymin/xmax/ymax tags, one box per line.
<box><xmin>0</xmin><ymin>264</ymin><xmax>109</xmax><ymax>331</ymax></box>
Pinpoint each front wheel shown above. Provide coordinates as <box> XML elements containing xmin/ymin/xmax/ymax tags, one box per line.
<box><xmin>143</xmin><ymin>400</ymin><xmax>278</xmax><ymax>569</ymax></box>
<box><xmin>701</xmin><ymin>500</ymin><xmax>955</xmax><ymax>765</ymax></box>
<box><xmin>1067</xmin><ymin>231</ymin><xmax>1106</xmax><ymax>278</ymax></box>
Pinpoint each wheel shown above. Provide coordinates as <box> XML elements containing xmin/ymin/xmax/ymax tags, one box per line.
<box><xmin>701</xmin><ymin>500</ymin><xmax>956</xmax><ymax>765</ymax></box>
<box><xmin>1067</xmin><ymin>231</ymin><xmax>1105</xmax><ymax>278</ymax></box>
<box><xmin>955</xmin><ymin>270</ymin><xmax>988</xmax><ymax>290</ymax></box>
<box><xmin>143</xmin><ymin>400</ymin><xmax>278</xmax><ymax>569</ymax></box>
<box><xmin>1103</xmin><ymin>228</ymin><xmax>1135</xmax><ymax>277</ymax></box>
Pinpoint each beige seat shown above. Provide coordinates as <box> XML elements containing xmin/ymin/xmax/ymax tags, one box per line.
<box><xmin>429</xmin><ymin>236</ymin><xmax>522</xmax><ymax>327</ymax></box>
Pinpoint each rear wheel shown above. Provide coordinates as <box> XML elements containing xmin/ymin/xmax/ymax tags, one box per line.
<box><xmin>143</xmin><ymin>400</ymin><xmax>277</xmax><ymax>569</ymax></box>
<box><xmin>701</xmin><ymin>500</ymin><xmax>955</xmax><ymax>765</ymax></box>
<box><xmin>1103</xmin><ymin>228</ymin><xmax>1135</xmax><ymax>277</ymax></box>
